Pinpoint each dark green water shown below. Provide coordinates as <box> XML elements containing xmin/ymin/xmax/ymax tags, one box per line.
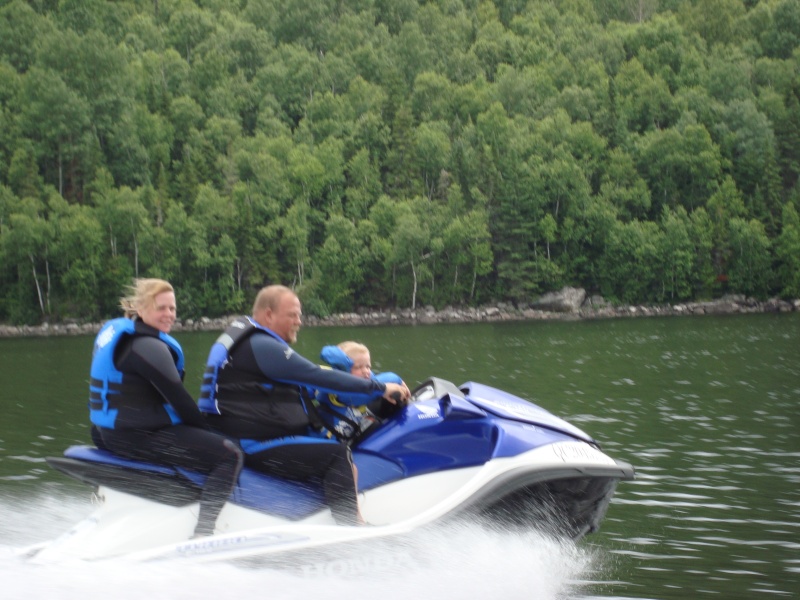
<box><xmin>1</xmin><ymin>313</ymin><xmax>798</xmax><ymax>599</ymax></box>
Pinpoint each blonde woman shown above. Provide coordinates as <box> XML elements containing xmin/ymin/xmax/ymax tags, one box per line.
<box><xmin>89</xmin><ymin>278</ymin><xmax>243</xmax><ymax>538</ymax></box>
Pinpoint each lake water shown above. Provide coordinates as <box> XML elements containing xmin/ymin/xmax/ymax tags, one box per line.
<box><xmin>1</xmin><ymin>313</ymin><xmax>798</xmax><ymax>599</ymax></box>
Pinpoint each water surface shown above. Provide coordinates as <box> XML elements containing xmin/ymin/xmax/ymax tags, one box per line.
<box><xmin>1</xmin><ymin>313</ymin><xmax>798</xmax><ymax>599</ymax></box>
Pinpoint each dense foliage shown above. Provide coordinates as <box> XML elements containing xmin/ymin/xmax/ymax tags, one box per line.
<box><xmin>1</xmin><ymin>0</ymin><xmax>799</xmax><ymax>324</ymax></box>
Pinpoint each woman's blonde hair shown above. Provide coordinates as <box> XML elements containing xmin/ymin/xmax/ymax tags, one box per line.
<box><xmin>120</xmin><ymin>278</ymin><xmax>174</xmax><ymax>318</ymax></box>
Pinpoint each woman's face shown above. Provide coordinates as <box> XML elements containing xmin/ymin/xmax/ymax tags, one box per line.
<box><xmin>138</xmin><ymin>291</ymin><xmax>177</xmax><ymax>334</ymax></box>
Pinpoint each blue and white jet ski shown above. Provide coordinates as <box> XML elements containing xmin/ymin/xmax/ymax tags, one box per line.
<box><xmin>28</xmin><ymin>377</ymin><xmax>634</xmax><ymax>564</ymax></box>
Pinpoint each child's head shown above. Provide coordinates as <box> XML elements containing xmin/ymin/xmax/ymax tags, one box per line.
<box><xmin>338</xmin><ymin>341</ymin><xmax>372</xmax><ymax>379</ymax></box>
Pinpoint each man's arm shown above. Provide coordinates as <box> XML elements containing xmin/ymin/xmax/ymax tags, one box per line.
<box><xmin>250</xmin><ymin>335</ymin><xmax>385</xmax><ymax>399</ymax></box>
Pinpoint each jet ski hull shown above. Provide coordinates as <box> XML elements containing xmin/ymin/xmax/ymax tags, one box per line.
<box><xmin>30</xmin><ymin>378</ymin><xmax>634</xmax><ymax>563</ymax></box>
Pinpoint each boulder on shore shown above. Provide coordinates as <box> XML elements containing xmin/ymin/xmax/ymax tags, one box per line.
<box><xmin>532</xmin><ymin>287</ymin><xmax>587</xmax><ymax>313</ymax></box>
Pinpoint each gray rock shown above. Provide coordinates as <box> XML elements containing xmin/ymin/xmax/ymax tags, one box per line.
<box><xmin>533</xmin><ymin>286</ymin><xmax>587</xmax><ymax>313</ymax></box>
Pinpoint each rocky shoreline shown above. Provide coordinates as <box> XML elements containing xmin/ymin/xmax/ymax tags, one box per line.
<box><xmin>1</xmin><ymin>287</ymin><xmax>798</xmax><ymax>338</ymax></box>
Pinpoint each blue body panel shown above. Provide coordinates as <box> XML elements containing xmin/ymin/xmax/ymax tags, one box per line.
<box><xmin>462</xmin><ymin>381</ymin><xmax>593</xmax><ymax>443</ymax></box>
<box><xmin>64</xmin><ymin>445</ymin><xmax>327</xmax><ymax>519</ymax></box>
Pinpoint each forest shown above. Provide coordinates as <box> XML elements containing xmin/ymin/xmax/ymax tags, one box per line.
<box><xmin>1</xmin><ymin>0</ymin><xmax>799</xmax><ymax>324</ymax></box>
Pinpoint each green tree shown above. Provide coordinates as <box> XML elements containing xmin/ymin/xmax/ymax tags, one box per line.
<box><xmin>614</xmin><ymin>57</ymin><xmax>677</xmax><ymax>133</ymax></box>
<box><xmin>17</xmin><ymin>67</ymin><xmax>94</xmax><ymax>199</ymax></box>
<box><xmin>344</xmin><ymin>148</ymin><xmax>382</xmax><ymax>221</ymax></box>
<box><xmin>760</xmin><ymin>0</ymin><xmax>800</xmax><ymax>59</ymax></box>
<box><xmin>48</xmin><ymin>196</ymin><xmax>105</xmax><ymax>319</ymax></box>
<box><xmin>384</xmin><ymin>104</ymin><xmax>417</xmax><ymax>196</ymax></box>
<box><xmin>279</xmin><ymin>200</ymin><xmax>311</xmax><ymax>287</ymax></box>
<box><xmin>38</xmin><ymin>28</ymin><xmax>142</xmax><ymax>187</ymax></box>
<box><xmin>89</xmin><ymin>169</ymin><xmax>149</xmax><ymax>277</ymax></box>
<box><xmin>598</xmin><ymin>218</ymin><xmax>662</xmax><ymax>304</ymax></box>
<box><xmin>635</xmin><ymin>122</ymin><xmax>724</xmax><ymax>214</ymax></box>
<box><xmin>310</xmin><ymin>215</ymin><xmax>367</xmax><ymax>313</ymax></box>
<box><xmin>677</xmin><ymin>0</ymin><xmax>747</xmax><ymax>47</ymax></box>
<box><xmin>727</xmin><ymin>217</ymin><xmax>773</xmax><ymax>298</ymax></box>
<box><xmin>442</xmin><ymin>207</ymin><xmax>494</xmax><ymax>303</ymax></box>
<box><xmin>656</xmin><ymin>207</ymin><xmax>695</xmax><ymax>301</ymax></box>
<box><xmin>253</xmin><ymin>43</ymin><xmax>323</xmax><ymax>126</ymax></box>
<box><xmin>599</xmin><ymin>148</ymin><xmax>651</xmax><ymax>221</ymax></box>
<box><xmin>414</xmin><ymin>121</ymin><xmax>451</xmax><ymax>200</ymax></box>
<box><xmin>715</xmin><ymin>100</ymin><xmax>778</xmax><ymax>208</ymax></box>
<box><xmin>688</xmin><ymin>207</ymin><xmax>716</xmax><ymax>298</ymax></box>
<box><xmin>189</xmin><ymin>183</ymin><xmax>242</xmax><ymax>314</ymax></box>
<box><xmin>6</xmin><ymin>144</ymin><xmax>44</xmax><ymax>201</ymax></box>
<box><xmin>775</xmin><ymin>202</ymin><xmax>800</xmax><ymax>298</ymax></box>
<box><xmin>167</xmin><ymin>2</ymin><xmax>216</xmax><ymax>65</ymax></box>
<box><xmin>2</xmin><ymin>196</ymin><xmax>53</xmax><ymax>321</ymax></box>
<box><xmin>706</xmin><ymin>176</ymin><xmax>746</xmax><ymax>282</ymax></box>
<box><xmin>560</xmin><ymin>196</ymin><xmax>619</xmax><ymax>293</ymax></box>
<box><xmin>0</xmin><ymin>0</ymin><xmax>55</xmax><ymax>72</ymax></box>
<box><xmin>388</xmin><ymin>200</ymin><xmax>430</xmax><ymax>310</ymax></box>
<box><xmin>411</xmin><ymin>72</ymin><xmax>454</xmax><ymax>122</ymax></box>
<box><xmin>391</xmin><ymin>21</ymin><xmax>433</xmax><ymax>87</ymax></box>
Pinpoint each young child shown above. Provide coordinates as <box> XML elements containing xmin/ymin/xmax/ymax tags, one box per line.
<box><xmin>316</xmin><ymin>341</ymin><xmax>406</xmax><ymax>442</ymax></box>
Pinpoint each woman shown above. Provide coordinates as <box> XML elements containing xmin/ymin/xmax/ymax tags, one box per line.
<box><xmin>89</xmin><ymin>278</ymin><xmax>243</xmax><ymax>538</ymax></box>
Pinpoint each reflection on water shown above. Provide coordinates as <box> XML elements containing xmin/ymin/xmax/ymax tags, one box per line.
<box><xmin>1</xmin><ymin>313</ymin><xmax>799</xmax><ymax>599</ymax></box>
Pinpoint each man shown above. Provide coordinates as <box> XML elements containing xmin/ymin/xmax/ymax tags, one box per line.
<box><xmin>199</xmin><ymin>285</ymin><xmax>410</xmax><ymax>525</ymax></box>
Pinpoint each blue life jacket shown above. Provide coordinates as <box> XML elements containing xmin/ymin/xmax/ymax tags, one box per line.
<box><xmin>198</xmin><ymin>316</ymin><xmax>254</xmax><ymax>415</ymax></box>
<box><xmin>317</xmin><ymin>345</ymin><xmax>403</xmax><ymax>440</ymax></box>
<box><xmin>89</xmin><ymin>318</ymin><xmax>185</xmax><ymax>430</ymax></box>
<box><xmin>198</xmin><ymin>317</ymin><xmax>315</xmax><ymax>441</ymax></box>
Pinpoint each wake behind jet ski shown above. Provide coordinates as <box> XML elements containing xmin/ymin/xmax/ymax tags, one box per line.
<box><xmin>28</xmin><ymin>377</ymin><xmax>634</xmax><ymax>565</ymax></box>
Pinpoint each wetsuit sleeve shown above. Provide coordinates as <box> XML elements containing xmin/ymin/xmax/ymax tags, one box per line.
<box><xmin>331</xmin><ymin>372</ymin><xmax>405</xmax><ymax>407</ymax></box>
<box><xmin>249</xmin><ymin>335</ymin><xmax>386</xmax><ymax>400</ymax></box>
<box><xmin>116</xmin><ymin>336</ymin><xmax>208</xmax><ymax>428</ymax></box>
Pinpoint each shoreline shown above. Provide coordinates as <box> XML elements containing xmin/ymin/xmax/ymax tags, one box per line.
<box><xmin>1</xmin><ymin>291</ymin><xmax>797</xmax><ymax>339</ymax></box>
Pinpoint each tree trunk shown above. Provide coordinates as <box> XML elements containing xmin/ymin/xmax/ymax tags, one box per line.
<box><xmin>45</xmin><ymin>258</ymin><xmax>51</xmax><ymax>313</ymax></box>
<box><xmin>58</xmin><ymin>146</ymin><xmax>64</xmax><ymax>197</ymax></box>
<box><xmin>133</xmin><ymin>233</ymin><xmax>139</xmax><ymax>277</ymax></box>
<box><xmin>411</xmin><ymin>260</ymin><xmax>418</xmax><ymax>310</ymax></box>
<box><xmin>30</xmin><ymin>255</ymin><xmax>45</xmax><ymax>316</ymax></box>
<box><xmin>471</xmin><ymin>256</ymin><xmax>477</xmax><ymax>300</ymax></box>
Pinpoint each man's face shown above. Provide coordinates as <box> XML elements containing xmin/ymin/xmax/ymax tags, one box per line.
<box><xmin>265</xmin><ymin>292</ymin><xmax>302</xmax><ymax>344</ymax></box>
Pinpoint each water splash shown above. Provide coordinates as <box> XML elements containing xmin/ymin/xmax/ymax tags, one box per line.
<box><xmin>1</xmin><ymin>494</ymin><xmax>598</xmax><ymax>600</ymax></box>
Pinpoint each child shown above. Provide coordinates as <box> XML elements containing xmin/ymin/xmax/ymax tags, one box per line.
<box><xmin>317</xmin><ymin>341</ymin><xmax>406</xmax><ymax>443</ymax></box>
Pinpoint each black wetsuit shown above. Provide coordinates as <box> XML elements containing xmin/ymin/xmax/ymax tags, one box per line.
<box><xmin>202</xmin><ymin>320</ymin><xmax>387</xmax><ymax>524</ymax></box>
<box><xmin>94</xmin><ymin>329</ymin><xmax>243</xmax><ymax>537</ymax></box>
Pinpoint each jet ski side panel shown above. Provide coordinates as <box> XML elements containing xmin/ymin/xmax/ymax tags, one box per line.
<box><xmin>46</xmin><ymin>454</ymin><xmax>201</xmax><ymax>507</ymax></box>
<box><xmin>356</xmin><ymin>398</ymin><xmax>497</xmax><ymax>477</ymax></box>
<box><xmin>52</xmin><ymin>446</ymin><xmax>329</xmax><ymax>520</ymax></box>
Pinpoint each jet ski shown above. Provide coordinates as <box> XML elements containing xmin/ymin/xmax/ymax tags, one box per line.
<box><xmin>26</xmin><ymin>377</ymin><xmax>634</xmax><ymax>565</ymax></box>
